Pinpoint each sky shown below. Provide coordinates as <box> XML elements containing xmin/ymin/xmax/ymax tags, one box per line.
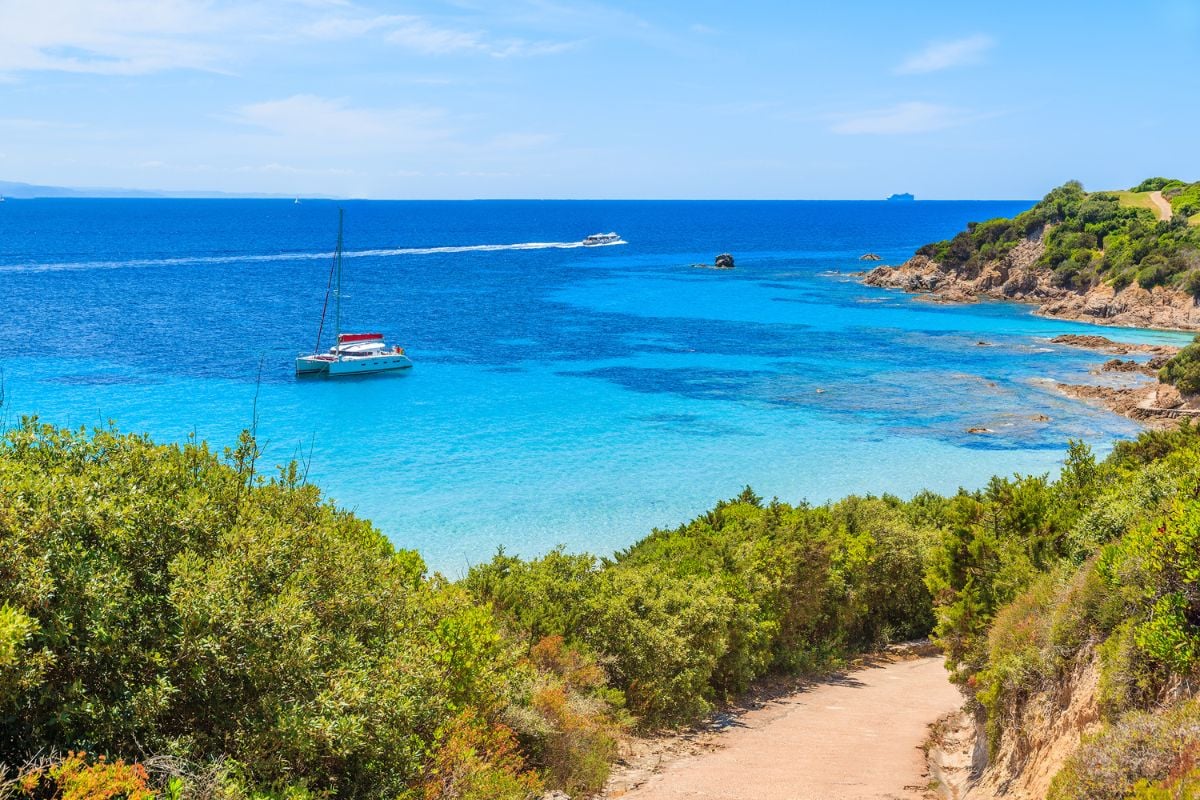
<box><xmin>1</xmin><ymin>0</ymin><xmax>1198</xmax><ymax>199</ymax></box>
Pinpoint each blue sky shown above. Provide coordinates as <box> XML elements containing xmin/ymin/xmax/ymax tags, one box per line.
<box><xmin>1</xmin><ymin>0</ymin><xmax>1198</xmax><ymax>199</ymax></box>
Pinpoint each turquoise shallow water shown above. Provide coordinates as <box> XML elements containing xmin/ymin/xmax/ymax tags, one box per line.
<box><xmin>1</xmin><ymin>199</ymin><xmax>1190</xmax><ymax>573</ymax></box>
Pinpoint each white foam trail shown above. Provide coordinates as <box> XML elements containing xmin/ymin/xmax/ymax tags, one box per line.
<box><xmin>0</xmin><ymin>239</ymin><xmax>627</xmax><ymax>274</ymax></box>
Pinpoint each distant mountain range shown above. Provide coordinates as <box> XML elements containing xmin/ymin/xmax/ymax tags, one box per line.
<box><xmin>0</xmin><ymin>179</ymin><xmax>296</xmax><ymax>199</ymax></box>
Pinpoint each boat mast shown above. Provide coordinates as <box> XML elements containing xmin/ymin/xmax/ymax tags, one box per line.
<box><xmin>312</xmin><ymin>209</ymin><xmax>342</xmax><ymax>355</ymax></box>
<box><xmin>334</xmin><ymin>208</ymin><xmax>343</xmax><ymax>345</ymax></box>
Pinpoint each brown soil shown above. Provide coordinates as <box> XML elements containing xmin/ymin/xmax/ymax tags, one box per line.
<box><xmin>605</xmin><ymin>648</ymin><xmax>961</xmax><ymax>800</ymax></box>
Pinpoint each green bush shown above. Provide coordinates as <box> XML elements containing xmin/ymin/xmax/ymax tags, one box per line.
<box><xmin>469</xmin><ymin>494</ymin><xmax>936</xmax><ymax>727</ymax></box>
<box><xmin>1130</xmin><ymin>178</ymin><xmax>1184</xmax><ymax>193</ymax></box>
<box><xmin>0</xmin><ymin>420</ymin><xmax>540</xmax><ymax>799</ymax></box>
<box><xmin>1160</xmin><ymin>336</ymin><xmax>1200</xmax><ymax>395</ymax></box>
<box><xmin>1049</xmin><ymin>702</ymin><xmax>1200</xmax><ymax>800</ymax></box>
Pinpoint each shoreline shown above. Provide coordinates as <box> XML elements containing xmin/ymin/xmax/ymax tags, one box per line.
<box><xmin>859</xmin><ymin>249</ymin><xmax>1197</xmax><ymax>428</ymax></box>
<box><xmin>1047</xmin><ymin>335</ymin><xmax>1190</xmax><ymax>430</ymax></box>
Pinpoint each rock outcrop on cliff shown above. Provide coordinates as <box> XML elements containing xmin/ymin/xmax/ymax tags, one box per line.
<box><xmin>863</xmin><ymin>232</ymin><xmax>1200</xmax><ymax>330</ymax></box>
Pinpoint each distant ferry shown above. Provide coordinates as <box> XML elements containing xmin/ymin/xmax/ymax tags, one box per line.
<box><xmin>582</xmin><ymin>232</ymin><xmax>621</xmax><ymax>246</ymax></box>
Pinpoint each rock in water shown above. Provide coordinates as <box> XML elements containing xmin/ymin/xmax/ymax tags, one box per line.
<box><xmin>715</xmin><ymin>253</ymin><xmax>735</xmax><ymax>269</ymax></box>
<box><xmin>859</xmin><ymin>253</ymin><xmax>883</xmax><ymax>261</ymax></box>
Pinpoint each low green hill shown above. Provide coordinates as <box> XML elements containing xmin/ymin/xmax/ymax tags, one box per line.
<box><xmin>917</xmin><ymin>179</ymin><xmax>1200</xmax><ymax>294</ymax></box>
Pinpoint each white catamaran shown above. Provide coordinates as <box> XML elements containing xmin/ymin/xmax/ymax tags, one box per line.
<box><xmin>296</xmin><ymin>210</ymin><xmax>413</xmax><ymax>377</ymax></box>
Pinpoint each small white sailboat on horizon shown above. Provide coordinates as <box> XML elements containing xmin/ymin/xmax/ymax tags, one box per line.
<box><xmin>296</xmin><ymin>209</ymin><xmax>413</xmax><ymax>377</ymax></box>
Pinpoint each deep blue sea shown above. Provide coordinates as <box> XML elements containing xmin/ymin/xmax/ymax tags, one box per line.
<box><xmin>1</xmin><ymin>199</ymin><xmax>1190</xmax><ymax>573</ymax></box>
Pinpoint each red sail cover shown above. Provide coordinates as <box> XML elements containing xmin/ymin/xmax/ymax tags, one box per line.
<box><xmin>338</xmin><ymin>332</ymin><xmax>384</xmax><ymax>343</ymax></box>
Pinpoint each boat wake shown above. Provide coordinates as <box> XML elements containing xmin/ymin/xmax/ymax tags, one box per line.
<box><xmin>1</xmin><ymin>238</ymin><xmax>628</xmax><ymax>273</ymax></box>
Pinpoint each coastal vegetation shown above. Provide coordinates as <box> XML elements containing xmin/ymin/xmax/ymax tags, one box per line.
<box><xmin>1132</xmin><ymin>177</ymin><xmax>1200</xmax><ymax>222</ymax></box>
<box><xmin>1160</xmin><ymin>335</ymin><xmax>1200</xmax><ymax>395</ymax></box>
<box><xmin>0</xmin><ymin>420</ymin><xmax>934</xmax><ymax>799</ymax></box>
<box><xmin>3</xmin><ymin>415</ymin><xmax>1200</xmax><ymax>797</ymax></box>
<box><xmin>914</xmin><ymin>179</ymin><xmax>1200</xmax><ymax>294</ymax></box>
<box><xmin>931</xmin><ymin>425</ymin><xmax>1200</xmax><ymax>798</ymax></box>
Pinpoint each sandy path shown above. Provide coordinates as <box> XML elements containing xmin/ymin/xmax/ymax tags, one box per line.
<box><xmin>614</xmin><ymin>654</ymin><xmax>961</xmax><ymax>800</ymax></box>
<box><xmin>1149</xmin><ymin>190</ymin><xmax>1173</xmax><ymax>221</ymax></box>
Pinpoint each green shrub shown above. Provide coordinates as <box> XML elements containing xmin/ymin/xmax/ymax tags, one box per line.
<box><xmin>1160</xmin><ymin>337</ymin><xmax>1200</xmax><ymax>396</ymax></box>
<box><xmin>1131</xmin><ymin>178</ymin><xmax>1184</xmax><ymax>193</ymax></box>
<box><xmin>469</xmin><ymin>494</ymin><xmax>937</xmax><ymax>728</ymax></box>
<box><xmin>1049</xmin><ymin>702</ymin><xmax>1200</xmax><ymax>800</ymax></box>
<box><xmin>0</xmin><ymin>420</ymin><xmax>539</xmax><ymax>798</ymax></box>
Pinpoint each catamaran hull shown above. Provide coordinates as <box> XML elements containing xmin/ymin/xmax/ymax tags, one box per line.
<box><xmin>295</xmin><ymin>357</ymin><xmax>330</xmax><ymax>375</ymax></box>
<box><xmin>328</xmin><ymin>355</ymin><xmax>413</xmax><ymax>375</ymax></box>
<box><xmin>296</xmin><ymin>354</ymin><xmax>413</xmax><ymax>376</ymax></box>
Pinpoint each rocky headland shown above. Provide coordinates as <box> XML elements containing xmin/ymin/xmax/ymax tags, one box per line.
<box><xmin>863</xmin><ymin>230</ymin><xmax>1200</xmax><ymax>330</ymax></box>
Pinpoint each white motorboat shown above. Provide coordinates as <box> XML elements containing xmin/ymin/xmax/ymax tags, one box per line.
<box><xmin>581</xmin><ymin>232</ymin><xmax>621</xmax><ymax>246</ymax></box>
<box><xmin>296</xmin><ymin>210</ymin><xmax>413</xmax><ymax>377</ymax></box>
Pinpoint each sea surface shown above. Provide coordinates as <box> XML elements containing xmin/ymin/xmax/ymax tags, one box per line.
<box><xmin>1</xmin><ymin>199</ymin><xmax>1190</xmax><ymax>574</ymax></box>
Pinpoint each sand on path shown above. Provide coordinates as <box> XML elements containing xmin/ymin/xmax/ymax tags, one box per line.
<box><xmin>613</xmin><ymin>653</ymin><xmax>961</xmax><ymax>800</ymax></box>
<box><xmin>1149</xmin><ymin>190</ymin><xmax>1173</xmax><ymax>221</ymax></box>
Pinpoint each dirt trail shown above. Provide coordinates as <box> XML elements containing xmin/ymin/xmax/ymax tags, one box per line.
<box><xmin>610</xmin><ymin>653</ymin><xmax>961</xmax><ymax>800</ymax></box>
<box><xmin>1149</xmin><ymin>190</ymin><xmax>1173</xmax><ymax>221</ymax></box>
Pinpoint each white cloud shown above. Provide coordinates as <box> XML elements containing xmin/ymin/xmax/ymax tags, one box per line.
<box><xmin>231</xmin><ymin>94</ymin><xmax>451</xmax><ymax>147</ymax></box>
<box><xmin>896</xmin><ymin>34</ymin><xmax>993</xmax><ymax>75</ymax></box>
<box><xmin>0</xmin><ymin>0</ymin><xmax>240</xmax><ymax>76</ymax></box>
<box><xmin>384</xmin><ymin>17</ymin><xmax>574</xmax><ymax>58</ymax></box>
<box><xmin>830</xmin><ymin>102</ymin><xmax>973</xmax><ymax>135</ymax></box>
<box><xmin>294</xmin><ymin>9</ymin><xmax>577</xmax><ymax>57</ymax></box>
<box><xmin>385</xmin><ymin>18</ymin><xmax>489</xmax><ymax>55</ymax></box>
<box><xmin>0</xmin><ymin>2</ymin><xmax>573</xmax><ymax>79</ymax></box>
<box><xmin>298</xmin><ymin>13</ymin><xmax>409</xmax><ymax>40</ymax></box>
<box><xmin>487</xmin><ymin>132</ymin><xmax>557</xmax><ymax>150</ymax></box>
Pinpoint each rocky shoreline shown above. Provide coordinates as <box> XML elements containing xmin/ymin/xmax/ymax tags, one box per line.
<box><xmin>858</xmin><ymin>234</ymin><xmax>1200</xmax><ymax>428</ymax></box>
<box><xmin>1046</xmin><ymin>335</ymin><xmax>1193</xmax><ymax>429</ymax></box>
<box><xmin>862</xmin><ymin>232</ymin><xmax>1200</xmax><ymax>331</ymax></box>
